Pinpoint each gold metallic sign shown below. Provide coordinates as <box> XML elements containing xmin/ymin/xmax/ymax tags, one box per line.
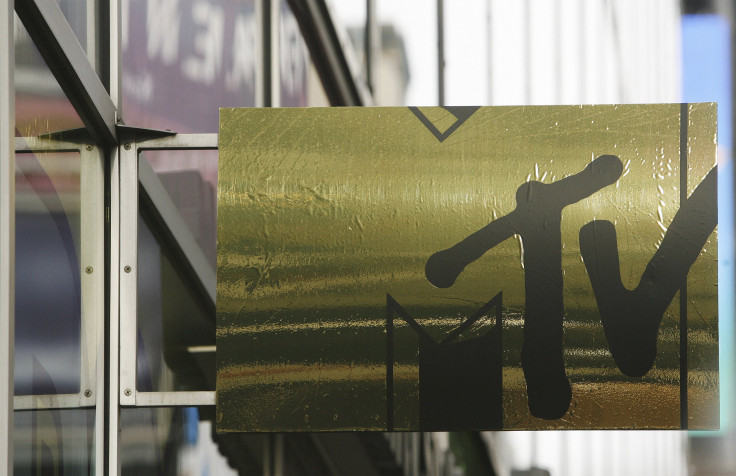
<box><xmin>216</xmin><ymin>104</ymin><xmax>718</xmax><ymax>431</ymax></box>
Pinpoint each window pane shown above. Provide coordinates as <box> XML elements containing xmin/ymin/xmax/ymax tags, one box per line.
<box><xmin>279</xmin><ymin>1</ymin><xmax>329</xmax><ymax>107</ymax></box>
<box><xmin>141</xmin><ymin>150</ymin><xmax>217</xmax><ymax>268</ymax></box>
<box><xmin>137</xmin><ymin>213</ymin><xmax>214</xmax><ymax>393</ymax></box>
<box><xmin>121</xmin><ymin>407</ymin><xmax>236</xmax><ymax>475</ymax></box>
<box><xmin>56</xmin><ymin>0</ymin><xmax>87</xmax><ymax>55</ymax></box>
<box><xmin>14</xmin><ymin>409</ymin><xmax>95</xmax><ymax>475</ymax></box>
<box><xmin>122</xmin><ymin>0</ymin><xmax>257</xmax><ymax>132</ymax></box>
<box><xmin>14</xmin><ymin>15</ymin><xmax>84</xmax><ymax>397</ymax></box>
<box><xmin>14</xmin><ymin>15</ymin><xmax>84</xmax><ymax>137</ymax></box>
<box><xmin>15</xmin><ymin>151</ymin><xmax>82</xmax><ymax>395</ymax></box>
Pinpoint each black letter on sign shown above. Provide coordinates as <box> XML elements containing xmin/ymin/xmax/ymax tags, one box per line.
<box><xmin>426</xmin><ymin>155</ymin><xmax>624</xmax><ymax>420</ymax></box>
<box><xmin>579</xmin><ymin>166</ymin><xmax>717</xmax><ymax>377</ymax></box>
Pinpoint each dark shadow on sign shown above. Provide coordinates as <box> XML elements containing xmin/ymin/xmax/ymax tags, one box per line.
<box><xmin>386</xmin><ymin>292</ymin><xmax>503</xmax><ymax>431</ymax></box>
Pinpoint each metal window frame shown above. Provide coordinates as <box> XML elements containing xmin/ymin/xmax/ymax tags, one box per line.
<box><xmin>118</xmin><ymin>134</ymin><xmax>217</xmax><ymax>409</ymax></box>
<box><xmin>1</xmin><ymin>1</ymin><xmax>14</xmax><ymax>473</ymax></box>
<box><xmin>12</xmin><ymin>138</ymin><xmax>105</xmax><ymax>412</ymax></box>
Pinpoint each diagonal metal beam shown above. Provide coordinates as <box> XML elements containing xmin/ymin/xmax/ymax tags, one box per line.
<box><xmin>15</xmin><ymin>0</ymin><xmax>118</xmax><ymax>144</ymax></box>
<box><xmin>286</xmin><ymin>0</ymin><xmax>371</xmax><ymax>106</ymax></box>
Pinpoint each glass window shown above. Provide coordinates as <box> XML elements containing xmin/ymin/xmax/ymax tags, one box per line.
<box><xmin>14</xmin><ymin>409</ymin><xmax>95</xmax><ymax>475</ymax></box>
<box><xmin>15</xmin><ymin>15</ymin><xmax>84</xmax><ymax>137</ymax></box>
<box><xmin>279</xmin><ymin>0</ymin><xmax>326</xmax><ymax>107</ymax></box>
<box><xmin>122</xmin><ymin>0</ymin><xmax>257</xmax><ymax>132</ymax></box>
<box><xmin>121</xmin><ymin>407</ymin><xmax>236</xmax><ymax>475</ymax></box>
<box><xmin>141</xmin><ymin>150</ymin><xmax>217</xmax><ymax>268</ymax></box>
<box><xmin>14</xmin><ymin>17</ymin><xmax>85</xmax><ymax>397</ymax></box>
<box><xmin>15</xmin><ymin>150</ymin><xmax>82</xmax><ymax>396</ymax></box>
<box><xmin>13</xmin><ymin>13</ymin><xmax>96</xmax><ymax>475</ymax></box>
<box><xmin>137</xmin><ymin>212</ymin><xmax>214</xmax><ymax>393</ymax></box>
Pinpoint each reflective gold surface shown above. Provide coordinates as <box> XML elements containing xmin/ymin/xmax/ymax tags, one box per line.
<box><xmin>216</xmin><ymin>105</ymin><xmax>718</xmax><ymax>431</ymax></box>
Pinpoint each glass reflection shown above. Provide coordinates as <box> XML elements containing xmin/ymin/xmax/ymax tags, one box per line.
<box><xmin>122</xmin><ymin>0</ymin><xmax>257</xmax><ymax>132</ymax></box>
<box><xmin>121</xmin><ymin>407</ymin><xmax>235</xmax><ymax>476</ymax></box>
<box><xmin>14</xmin><ymin>409</ymin><xmax>95</xmax><ymax>475</ymax></box>
<box><xmin>137</xmin><ymin>214</ymin><xmax>214</xmax><ymax>393</ymax></box>
<box><xmin>14</xmin><ymin>150</ymin><xmax>82</xmax><ymax>396</ymax></box>
<box><xmin>141</xmin><ymin>150</ymin><xmax>218</xmax><ymax>268</ymax></box>
<box><xmin>14</xmin><ymin>14</ymin><xmax>84</xmax><ymax>137</ymax></box>
<box><xmin>279</xmin><ymin>1</ymin><xmax>329</xmax><ymax>107</ymax></box>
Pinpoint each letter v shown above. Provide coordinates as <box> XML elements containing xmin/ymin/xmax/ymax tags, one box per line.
<box><xmin>579</xmin><ymin>166</ymin><xmax>717</xmax><ymax>377</ymax></box>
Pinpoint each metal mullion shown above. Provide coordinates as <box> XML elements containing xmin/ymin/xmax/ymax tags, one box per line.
<box><xmin>80</xmin><ymin>145</ymin><xmax>105</xmax><ymax>411</ymax></box>
<box><xmin>14</xmin><ymin>137</ymin><xmax>80</xmax><ymax>152</ymax></box>
<box><xmin>92</xmin><ymin>146</ymin><xmax>106</xmax><ymax>476</ymax></box>
<box><xmin>0</xmin><ymin>0</ymin><xmax>14</xmax><ymax>473</ymax></box>
<box><xmin>118</xmin><ymin>140</ymin><xmax>138</xmax><ymax>407</ymax></box>
<box><xmin>86</xmin><ymin>0</ymin><xmax>97</xmax><ymax>72</ymax></box>
<box><xmin>131</xmin><ymin>391</ymin><xmax>215</xmax><ymax>407</ymax></box>
<box><xmin>136</xmin><ymin>133</ymin><xmax>218</xmax><ymax>150</ymax></box>
<box><xmin>13</xmin><ymin>394</ymin><xmax>93</xmax><ymax>411</ymax></box>
<box><xmin>271</xmin><ymin>0</ymin><xmax>281</xmax><ymax>107</ymax></box>
<box><xmin>15</xmin><ymin>0</ymin><xmax>118</xmax><ymax>144</ymax></box>
<box><xmin>109</xmin><ymin>0</ymin><xmax>122</xmax><ymax>110</ymax></box>
<box><xmin>107</xmin><ymin>143</ymin><xmax>122</xmax><ymax>476</ymax></box>
<box><xmin>257</xmin><ymin>0</ymin><xmax>270</xmax><ymax>107</ymax></box>
<box><xmin>437</xmin><ymin>0</ymin><xmax>445</xmax><ymax>107</ymax></box>
<box><xmin>365</xmin><ymin>0</ymin><xmax>378</xmax><ymax>96</ymax></box>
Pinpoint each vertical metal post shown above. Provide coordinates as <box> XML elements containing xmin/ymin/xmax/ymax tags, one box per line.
<box><xmin>109</xmin><ymin>0</ymin><xmax>122</xmax><ymax>110</ymax></box>
<box><xmin>437</xmin><ymin>0</ymin><xmax>445</xmax><ymax>106</ymax></box>
<box><xmin>0</xmin><ymin>1</ymin><xmax>14</xmax><ymax>474</ymax></box>
<box><xmin>258</xmin><ymin>0</ymin><xmax>273</xmax><ymax>107</ymax></box>
<box><xmin>523</xmin><ymin>0</ymin><xmax>531</xmax><ymax>104</ymax></box>
<box><xmin>108</xmin><ymin>1</ymin><xmax>123</xmax><ymax>472</ymax></box>
<box><xmin>107</xmin><ymin>143</ymin><xmax>122</xmax><ymax>476</ymax></box>
<box><xmin>365</xmin><ymin>0</ymin><xmax>378</xmax><ymax>97</ymax></box>
<box><xmin>79</xmin><ymin>145</ymin><xmax>106</xmax><ymax>476</ymax></box>
<box><xmin>271</xmin><ymin>0</ymin><xmax>281</xmax><ymax>107</ymax></box>
<box><xmin>486</xmin><ymin>0</ymin><xmax>492</xmax><ymax>105</ymax></box>
<box><xmin>118</xmin><ymin>139</ymin><xmax>138</xmax><ymax>407</ymax></box>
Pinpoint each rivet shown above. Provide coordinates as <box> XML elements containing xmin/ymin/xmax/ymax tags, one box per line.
<box><xmin>124</xmin><ymin>143</ymin><xmax>131</xmax><ymax>150</ymax></box>
<box><xmin>124</xmin><ymin>389</ymin><xmax>132</xmax><ymax>396</ymax></box>
<box><xmin>84</xmin><ymin>390</ymin><xmax>92</xmax><ymax>397</ymax></box>
<box><xmin>85</xmin><ymin>266</ymin><xmax>93</xmax><ymax>274</ymax></box>
<box><xmin>86</xmin><ymin>145</ymin><xmax>94</xmax><ymax>151</ymax></box>
<box><xmin>124</xmin><ymin>265</ymin><xmax>131</xmax><ymax>273</ymax></box>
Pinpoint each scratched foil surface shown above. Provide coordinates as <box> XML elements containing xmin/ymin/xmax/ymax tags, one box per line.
<box><xmin>216</xmin><ymin>105</ymin><xmax>718</xmax><ymax>432</ymax></box>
